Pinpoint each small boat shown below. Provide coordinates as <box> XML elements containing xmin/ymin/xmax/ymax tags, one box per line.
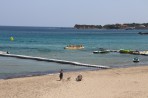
<box><xmin>93</xmin><ymin>48</ymin><xmax>110</xmax><ymax>54</ymax></box>
<box><xmin>132</xmin><ymin>50</ymin><xmax>140</xmax><ymax>55</ymax></box>
<box><xmin>138</xmin><ymin>32</ymin><xmax>148</xmax><ymax>35</ymax></box>
<box><xmin>125</xmin><ymin>27</ymin><xmax>135</xmax><ymax>30</ymax></box>
<box><xmin>64</xmin><ymin>45</ymin><xmax>84</xmax><ymax>50</ymax></box>
<box><xmin>119</xmin><ymin>49</ymin><xmax>132</xmax><ymax>54</ymax></box>
<box><xmin>139</xmin><ymin>51</ymin><xmax>148</xmax><ymax>56</ymax></box>
<box><xmin>133</xmin><ymin>57</ymin><xmax>139</xmax><ymax>63</ymax></box>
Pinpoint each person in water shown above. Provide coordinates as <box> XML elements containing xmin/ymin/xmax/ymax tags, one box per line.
<box><xmin>6</xmin><ymin>51</ymin><xmax>9</xmax><ymax>54</ymax></box>
<box><xmin>59</xmin><ymin>69</ymin><xmax>63</xmax><ymax>81</ymax></box>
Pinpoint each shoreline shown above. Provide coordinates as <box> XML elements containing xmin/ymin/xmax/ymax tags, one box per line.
<box><xmin>0</xmin><ymin>64</ymin><xmax>146</xmax><ymax>80</ymax></box>
<box><xmin>0</xmin><ymin>52</ymin><xmax>147</xmax><ymax>80</ymax></box>
<box><xmin>1</xmin><ymin>65</ymin><xmax>148</xmax><ymax>98</ymax></box>
<box><xmin>0</xmin><ymin>68</ymin><xmax>100</xmax><ymax>80</ymax></box>
<box><xmin>0</xmin><ymin>56</ymin><xmax>148</xmax><ymax>80</ymax></box>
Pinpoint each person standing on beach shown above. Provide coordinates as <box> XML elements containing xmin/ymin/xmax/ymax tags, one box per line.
<box><xmin>59</xmin><ymin>69</ymin><xmax>63</xmax><ymax>81</ymax></box>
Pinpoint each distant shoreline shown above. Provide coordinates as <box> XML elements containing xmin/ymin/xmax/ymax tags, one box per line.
<box><xmin>74</xmin><ymin>23</ymin><xmax>148</xmax><ymax>29</ymax></box>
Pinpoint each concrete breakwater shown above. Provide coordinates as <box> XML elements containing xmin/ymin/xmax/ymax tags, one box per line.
<box><xmin>0</xmin><ymin>52</ymin><xmax>110</xmax><ymax>69</ymax></box>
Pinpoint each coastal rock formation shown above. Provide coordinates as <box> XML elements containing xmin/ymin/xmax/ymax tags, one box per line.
<box><xmin>74</xmin><ymin>23</ymin><xmax>148</xmax><ymax>29</ymax></box>
<box><xmin>74</xmin><ymin>24</ymin><xmax>102</xmax><ymax>29</ymax></box>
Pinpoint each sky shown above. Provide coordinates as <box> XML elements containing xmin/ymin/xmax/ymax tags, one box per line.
<box><xmin>0</xmin><ymin>0</ymin><xmax>148</xmax><ymax>27</ymax></box>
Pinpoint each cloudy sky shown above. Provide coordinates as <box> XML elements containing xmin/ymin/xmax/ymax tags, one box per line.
<box><xmin>0</xmin><ymin>0</ymin><xmax>148</xmax><ymax>27</ymax></box>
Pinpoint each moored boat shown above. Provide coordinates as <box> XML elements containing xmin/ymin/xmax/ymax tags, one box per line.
<box><xmin>119</xmin><ymin>49</ymin><xmax>132</xmax><ymax>54</ymax></box>
<box><xmin>133</xmin><ymin>57</ymin><xmax>139</xmax><ymax>63</ymax></box>
<box><xmin>119</xmin><ymin>49</ymin><xmax>139</xmax><ymax>54</ymax></box>
<box><xmin>64</xmin><ymin>45</ymin><xmax>84</xmax><ymax>50</ymax></box>
<box><xmin>138</xmin><ymin>32</ymin><xmax>148</xmax><ymax>35</ymax></box>
<box><xmin>139</xmin><ymin>51</ymin><xmax>148</xmax><ymax>55</ymax></box>
<box><xmin>93</xmin><ymin>48</ymin><xmax>110</xmax><ymax>54</ymax></box>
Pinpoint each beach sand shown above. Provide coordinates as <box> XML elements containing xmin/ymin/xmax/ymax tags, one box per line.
<box><xmin>1</xmin><ymin>66</ymin><xmax>148</xmax><ymax>98</ymax></box>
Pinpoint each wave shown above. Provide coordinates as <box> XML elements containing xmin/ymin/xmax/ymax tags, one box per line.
<box><xmin>0</xmin><ymin>53</ymin><xmax>110</xmax><ymax>69</ymax></box>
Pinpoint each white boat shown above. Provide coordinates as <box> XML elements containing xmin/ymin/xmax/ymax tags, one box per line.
<box><xmin>133</xmin><ymin>57</ymin><xmax>139</xmax><ymax>63</ymax></box>
<box><xmin>139</xmin><ymin>51</ymin><xmax>148</xmax><ymax>55</ymax></box>
<box><xmin>93</xmin><ymin>48</ymin><xmax>110</xmax><ymax>54</ymax></box>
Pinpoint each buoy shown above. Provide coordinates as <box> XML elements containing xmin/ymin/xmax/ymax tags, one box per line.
<box><xmin>10</xmin><ymin>37</ymin><xmax>14</xmax><ymax>41</ymax></box>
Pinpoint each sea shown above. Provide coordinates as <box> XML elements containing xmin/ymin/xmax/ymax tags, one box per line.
<box><xmin>0</xmin><ymin>26</ymin><xmax>148</xmax><ymax>79</ymax></box>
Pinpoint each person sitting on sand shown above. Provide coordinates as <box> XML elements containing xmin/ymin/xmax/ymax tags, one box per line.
<box><xmin>76</xmin><ymin>74</ymin><xmax>82</xmax><ymax>81</ymax></box>
<box><xmin>59</xmin><ymin>69</ymin><xmax>63</xmax><ymax>81</ymax></box>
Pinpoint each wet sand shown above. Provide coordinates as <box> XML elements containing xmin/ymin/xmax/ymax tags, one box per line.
<box><xmin>0</xmin><ymin>66</ymin><xmax>148</xmax><ymax>98</ymax></box>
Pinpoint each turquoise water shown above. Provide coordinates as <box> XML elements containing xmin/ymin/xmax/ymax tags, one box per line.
<box><xmin>0</xmin><ymin>26</ymin><xmax>148</xmax><ymax>79</ymax></box>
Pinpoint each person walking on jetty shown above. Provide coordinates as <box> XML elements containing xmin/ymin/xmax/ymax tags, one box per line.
<box><xmin>59</xmin><ymin>69</ymin><xmax>63</xmax><ymax>81</ymax></box>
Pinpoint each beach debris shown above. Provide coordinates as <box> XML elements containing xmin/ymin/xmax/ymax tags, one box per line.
<box><xmin>76</xmin><ymin>74</ymin><xmax>83</xmax><ymax>81</ymax></box>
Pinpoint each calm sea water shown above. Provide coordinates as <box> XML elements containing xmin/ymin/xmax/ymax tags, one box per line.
<box><xmin>0</xmin><ymin>26</ymin><xmax>148</xmax><ymax>79</ymax></box>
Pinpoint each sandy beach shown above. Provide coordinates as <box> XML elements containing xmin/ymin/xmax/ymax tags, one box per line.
<box><xmin>0</xmin><ymin>66</ymin><xmax>148</xmax><ymax>98</ymax></box>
